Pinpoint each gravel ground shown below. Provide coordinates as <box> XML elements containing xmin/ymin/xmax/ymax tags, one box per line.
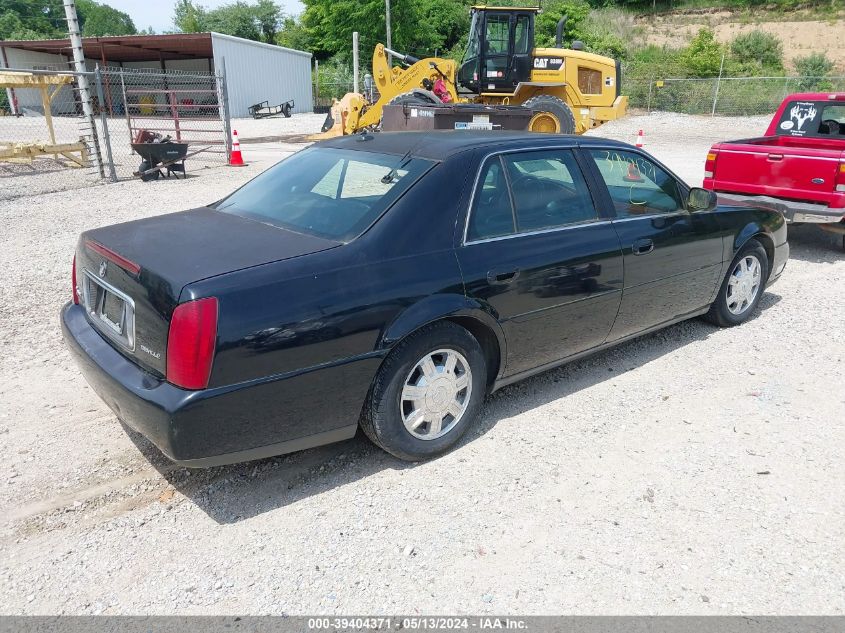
<box><xmin>1</xmin><ymin>112</ymin><xmax>843</xmax><ymax>615</ymax></box>
<box><xmin>0</xmin><ymin>114</ymin><xmax>327</xmax><ymax>202</ymax></box>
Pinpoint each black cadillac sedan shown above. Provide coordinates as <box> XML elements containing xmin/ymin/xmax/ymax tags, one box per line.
<box><xmin>62</xmin><ymin>131</ymin><xmax>789</xmax><ymax>467</ymax></box>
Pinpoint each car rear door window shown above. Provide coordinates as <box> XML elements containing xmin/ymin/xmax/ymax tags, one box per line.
<box><xmin>466</xmin><ymin>158</ymin><xmax>516</xmax><ymax>241</ymax></box>
<box><xmin>467</xmin><ymin>150</ymin><xmax>598</xmax><ymax>242</ymax></box>
<box><xmin>503</xmin><ymin>150</ymin><xmax>598</xmax><ymax>231</ymax></box>
<box><xmin>587</xmin><ymin>149</ymin><xmax>683</xmax><ymax>218</ymax></box>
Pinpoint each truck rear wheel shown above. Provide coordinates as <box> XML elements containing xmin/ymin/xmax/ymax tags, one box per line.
<box><xmin>523</xmin><ymin>95</ymin><xmax>576</xmax><ymax>134</ymax></box>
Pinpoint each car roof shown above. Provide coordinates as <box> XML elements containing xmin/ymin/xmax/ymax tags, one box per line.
<box><xmin>317</xmin><ymin>130</ymin><xmax>633</xmax><ymax>160</ymax></box>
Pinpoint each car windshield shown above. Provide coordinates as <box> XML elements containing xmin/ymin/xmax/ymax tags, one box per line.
<box><xmin>215</xmin><ymin>147</ymin><xmax>434</xmax><ymax>241</ymax></box>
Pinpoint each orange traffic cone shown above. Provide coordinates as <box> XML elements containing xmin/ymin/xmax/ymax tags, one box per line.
<box><xmin>623</xmin><ymin>161</ymin><xmax>644</xmax><ymax>182</ymax></box>
<box><xmin>228</xmin><ymin>129</ymin><xmax>246</xmax><ymax>166</ymax></box>
<box><xmin>635</xmin><ymin>129</ymin><xmax>645</xmax><ymax>148</ymax></box>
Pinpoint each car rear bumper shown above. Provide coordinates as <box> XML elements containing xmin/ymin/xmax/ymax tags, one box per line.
<box><xmin>715</xmin><ymin>193</ymin><xmax>845</xmax><ymax>224</ymax></box>
<box><xmin>61</xmin><ymin>303</ymin><xmax>359</xmax><ymax>467</ymax></box>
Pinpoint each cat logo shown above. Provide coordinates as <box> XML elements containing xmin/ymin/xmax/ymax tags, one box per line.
<box><xmin>533</xmin><ymin>57</ymin><xmax>563</xmax><ymax>70</ymax></box>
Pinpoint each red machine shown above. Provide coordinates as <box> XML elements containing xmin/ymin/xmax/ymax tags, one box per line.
<box><xmin>703</xmin><ymin>93</ymin><xmax>845</xmax><ymax>246</ymax></box>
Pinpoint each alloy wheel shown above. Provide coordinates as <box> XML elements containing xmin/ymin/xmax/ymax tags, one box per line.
<box><xmin>726</xmin><ymin>254</ymin><xmax>762</xmax><ymax>315</ymax></box>
<box><xmin>400</xmin><ymin>348</ymin><xmax>472</xmax><ymax>440</ymax></box>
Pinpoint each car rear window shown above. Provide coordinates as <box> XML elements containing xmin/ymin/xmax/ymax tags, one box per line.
<box><xmin>775</xmin><ymin>100</ymin><xmax>845</xmax><ymax>138</ymax></box>
<box><xmin>215</xmin><ymin>147</ymin><xmax>434</xmax><ymax>241</ymax></box>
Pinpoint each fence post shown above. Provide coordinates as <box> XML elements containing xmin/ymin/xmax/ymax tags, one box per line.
<box><xmin>63</xmin><ymin>0</ymin><xmax>103</xmax><ymax>176</ymax></box>
<box><xmin>647</xmin><ymin>76</ymin><xmax>654</xmax><ymax>112</ymax></box>
<box><xmin>94</xmin><ymin>64</ymin><xmax>117</xmax><ymax>182</ymax></box>
<box><xmin>315</xmin><ymin>58</ymin><xmax>320</xmax><ymax>103</ymax></box>
<box><xmin>711</xmin><ymin>53</ymin><xmax>725</xmax><ymax>117</ymax></box>
<box><xmin>353</xmin><ymin>32</ymin><xmax>360</xmax><ymax>95</ymax></box>
<box><xmin>218</xmin><ymin>57</ymin><xmax>232</xmax><ymax>161</ymax></box>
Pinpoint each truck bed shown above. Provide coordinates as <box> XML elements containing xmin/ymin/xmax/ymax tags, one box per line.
<box><xmin>702</xmin><ymin>93</ymin><xmax>845</xmax><ymax>222</ymax></box>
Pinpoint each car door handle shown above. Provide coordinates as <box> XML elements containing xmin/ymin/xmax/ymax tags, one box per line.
<box><xmin>632</xmin><ymin>239</ymin><xmax>654</xmax><ymax>256</ymax></box>
<box><xmin>767</xmin><ymin>153</ymin><xmax>784</xmax><ymax>161</ymax></box>
<box><xmin>487</xmin><ymin>269</ymin><xmax>520</xmax><ymax>285</ymax></box>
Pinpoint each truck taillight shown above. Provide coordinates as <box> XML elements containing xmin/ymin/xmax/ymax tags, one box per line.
<box><xmin>72</xmin><ymin>255</ymin><xmax>79</xmax><ymax>305</ymax></box>
<box><xmin>837</xmin><ymin>163</ymin><xmax>845</xmax><ymax>193</ymax></box>
<box><xmin>704</xmin><ymin>151</ymin><xmax>718</xmax><ymax>179</ymax></box>
<box><xmin>166</xmin><ymin>297</ymin><xmax>218</xmax><ymax>390</ymax></box>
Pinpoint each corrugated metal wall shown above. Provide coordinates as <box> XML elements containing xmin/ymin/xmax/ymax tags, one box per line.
<box><xmin>1</xmin><ymin>47</ymin><xmax>76</xmax><ymax>114</ymax></box>
<box><xmin>211</xmin><ymin>33</ymin><xmax>312</xmax><ymax>117</ymax></box>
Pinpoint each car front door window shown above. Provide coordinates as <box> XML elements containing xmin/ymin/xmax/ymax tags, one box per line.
<box><xmin>588</xmin><ymin>149</ymin><xmax>683</xmax><ymax>217</ymax></box>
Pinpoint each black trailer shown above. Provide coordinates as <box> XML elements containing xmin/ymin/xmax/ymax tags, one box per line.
<box><xmin>248</xmin><ymin>99</ymin><xmax>294</xmax><ymax>119</ymax></box>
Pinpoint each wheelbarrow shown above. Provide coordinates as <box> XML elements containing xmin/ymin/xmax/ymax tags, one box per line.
<box><xmin>131</xmin><ymin>140</ymin><xmax>190</xmax><ymax>181</ymax></box>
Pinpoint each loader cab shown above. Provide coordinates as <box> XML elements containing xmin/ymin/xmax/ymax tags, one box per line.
<box><xmin>458</xmin><ymin>7</ymin><xmax>536</xmax><ymax>95</ymax></box>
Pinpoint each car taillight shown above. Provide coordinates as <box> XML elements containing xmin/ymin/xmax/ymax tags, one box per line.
<box><xmin>836</xmin><ymin>162</ymin><xmax>845</xmax><ymax>193</ymax></box>
<box><xmin>72</xmin><ymin>255</ymin><xmax>79</xmax><ymax>305</ymax></box>
<box><xmin>704</xmin><ymin>150</ymin><xmax>718</xmax><ymax>179</ymax></box>
<box><xmin>166</xmin><ymin>297</ymin><xmax>218</xmax><ymax>390</ymax></box>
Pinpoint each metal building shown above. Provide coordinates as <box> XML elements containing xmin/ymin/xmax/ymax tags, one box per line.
<box><xmin>0</xmin><ymin>32</ymin><xmax>313</xmax><ymax>117</ymax></box>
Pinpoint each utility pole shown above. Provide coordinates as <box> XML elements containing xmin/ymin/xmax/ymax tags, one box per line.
<box><xmin>385</xmin><ymin>0</ymin><xmax>392</xmax><ymax>66</ymax></box>
<box><xmin>63</xmin><ymin>0</ymin><xmax>103</xmax><ymax>175</ymax></box>
<box><xmin>352</xmin><ymin>31</ymin><xmax>360</xmax><ymax>94</ymax></box>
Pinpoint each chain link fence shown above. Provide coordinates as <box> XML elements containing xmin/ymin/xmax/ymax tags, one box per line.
<box><xmin>312</xmin><ymin>73</ymin><xmax>845</xmax><ymax>119</ymax></box>
<box><xmin>1</xmin><ymin>65</ymin><xmax>230</xmax><ymax>201</ymax></box>
<box><xmin>626</xmin><ymin>75</ymin><xmax>845</xmax><ymax>116</ymax></box>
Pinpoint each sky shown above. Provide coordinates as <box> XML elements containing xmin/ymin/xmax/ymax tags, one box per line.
<box><xmin>104</xmin><ymin>0</ymin><xmax>305</xmax><ymax>34</ymax></box>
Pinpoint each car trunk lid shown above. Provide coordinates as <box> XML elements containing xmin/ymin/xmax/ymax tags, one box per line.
<box><xmin>76</xmin><ymin>207</ymin><xmax>340</xmax><ymax>377</ymax></box>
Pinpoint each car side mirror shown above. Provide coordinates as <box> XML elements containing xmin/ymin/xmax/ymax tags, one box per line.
<box><xmin>688</xmin><ymin>187</ymin><xmax>717</xmax><ymax>212</ymax></box>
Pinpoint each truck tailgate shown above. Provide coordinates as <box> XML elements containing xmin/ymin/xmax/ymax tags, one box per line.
<box><xmin>713</xmin><ymin>138</ymin><xmax>843</xmax><ymax>205</ymax></box>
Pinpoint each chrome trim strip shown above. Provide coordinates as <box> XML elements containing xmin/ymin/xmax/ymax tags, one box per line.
<box><xmin>611</xmin><ymin>210</ymin><xmax>690</xmax><ymax>223</ymax></box>
<box><xmin>465</xmin><ymin>219</ymin><xmax>612</xmax><ymax>246</ymax></box>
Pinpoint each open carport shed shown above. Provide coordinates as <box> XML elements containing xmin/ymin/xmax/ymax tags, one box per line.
<box><xmin>0</xmin><ymin>32</ymin><xmax>313</xmax><ymax>117</ymax></box>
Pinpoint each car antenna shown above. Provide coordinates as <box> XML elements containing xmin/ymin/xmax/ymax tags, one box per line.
<box><xmin>357</xmin><ymin>130</ymin><xmax>374</xmax><ymax>141</ymax></box>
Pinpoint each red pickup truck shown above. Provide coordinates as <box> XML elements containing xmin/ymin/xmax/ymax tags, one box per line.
<box><xmin>703</xmin><ymin>93</ymin><xmax>845</xmax><ymax>240</ymax></box>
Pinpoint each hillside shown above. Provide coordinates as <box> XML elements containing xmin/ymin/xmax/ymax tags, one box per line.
<box><xmin>638</xmin><ymin>9</ymin><xmax>845</xmax><ymax>72</ymax></box>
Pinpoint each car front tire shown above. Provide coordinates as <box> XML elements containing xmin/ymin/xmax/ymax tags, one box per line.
<box><xmin>361</xmin><ymin>322</ymin><xmax>487</xmax><ymax>461</ymax></box>
<box><xmin>705</xmin><ymin>239</ymin><xmax>769</xmax><ymax>327</ymax></box>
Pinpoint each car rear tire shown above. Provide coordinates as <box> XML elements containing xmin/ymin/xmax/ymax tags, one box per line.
<box><xmin>523</xmin><ymin>95</ymin><xmax>576</xmax><ymax>134</ymax></box>
<box><xmin>361</xmin><ymin>322</ymin><xmax>487</xmax><ymax>461</ymax></box>
<box><xmin>705</xmin><ymin>239</ymin><xmax>769</xmax><ymax>327</ymax></box>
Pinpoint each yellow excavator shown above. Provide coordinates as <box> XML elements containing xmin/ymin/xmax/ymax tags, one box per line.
<box><xmin>317</xmin><ymin>5</ymin><xmax>627</xmax><ymax>138</ymax></box>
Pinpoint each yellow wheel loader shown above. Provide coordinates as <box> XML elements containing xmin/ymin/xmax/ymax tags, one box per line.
<box><xmin>317</xmin><ymin>5</ymin><xmax>627</xmax><ymax>138</ymax></box>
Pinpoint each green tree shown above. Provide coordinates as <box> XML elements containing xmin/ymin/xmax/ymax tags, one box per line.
<box><xmin>534</xmin><ymin>0</ymin><xmax>590</xmax><ymax>49</ymax></box>
<box><xmin>302</xmin><ymin>0</ymin><xmax>420</xmax><ymax>61</ymax></box>
<box><xmin>253</xmin><ymin>0</ymin><xmax>281</xmax><ymax>42</ymax></box>
<box><xmin>77</xmin><ymin>0</ymin><xmax>137</xmax><ymax>36</ymax></box>
<box><xmin>681</xmin><ymin>28</ymin><xmax>725</xmax><ymax>78</ymax></box>
<box><xmin>173</xmin><ymin>0</ymin><xmax>207</xmax><ymax>33</ymax></box>
<box><xmin>204</xmin><ymin>2</ymin><xmax>262</xmax><ymax>41</ymax></box>
<box><xmin>730</xmin><ymin>30</ymin><xmax>783</xmax><ymax>73</ymax></box>
<box><xmin>173</xmin><ymin>0</ymin><xmax>282</xmax><ymax>43</ymax></box>
<box><xmin>793</xmin><ymin>52</ymin><xmax>835</xmax><ymax>91</ymax></box>
<box><xmin>276</xmin><ymin>16</ymin><xmax>310</xmax><ymax>51</ymax></box>
<box><xmin>0</xmin><ymin>0</ymin><xmax>64</xmax><ymax>40</ymax></box>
